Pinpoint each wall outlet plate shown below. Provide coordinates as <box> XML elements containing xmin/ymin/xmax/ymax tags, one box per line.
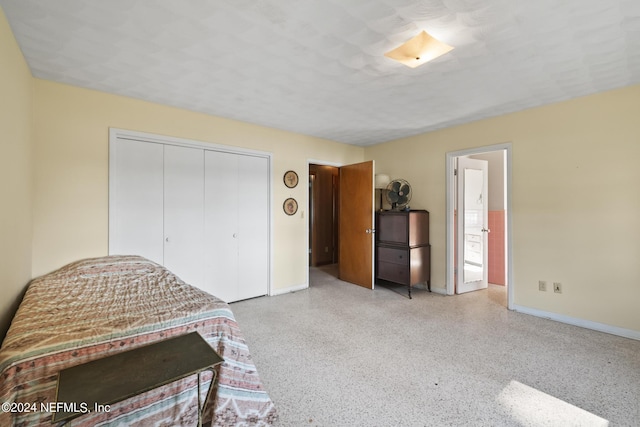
<box><xmin>538</xmin><ymin>280</ymin><xmax>547</xmax><ymax>291</ymax></box>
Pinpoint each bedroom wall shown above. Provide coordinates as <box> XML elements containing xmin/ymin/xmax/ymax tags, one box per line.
<box><xmin>31</xmin><ymin>79</ymin><xmax>364</xmax><ymax>294</ymax></box>
<box><xmin>365</xmin><ymin>84</ymin><xmax>640</xmax><ymax>334</ymax></box>
<box><xmin>0</xmin><ymin>8</ymin><xmax>33</xmax><ymax>341</ymax></box>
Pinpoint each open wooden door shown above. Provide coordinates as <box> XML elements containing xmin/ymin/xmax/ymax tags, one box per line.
<box><xmin>338</xmin><ymin>161</ymin><xmax>375</xmax><ymax>289</ymax></box>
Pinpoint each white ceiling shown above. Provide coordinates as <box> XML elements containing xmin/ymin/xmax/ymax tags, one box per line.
<box><xmin>2</xmin><ymin>0</ymin><xmax>639</xmax><ymax>146</ymax></box>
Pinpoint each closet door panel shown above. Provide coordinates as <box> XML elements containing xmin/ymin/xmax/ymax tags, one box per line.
<box><xmin>237</xmin><ymin>154</ymin><xmax>269</xmax><ymax>300</ymax></box>
<box><xmin>204</xmin><ymin>150</ymin><xmax>239</xmax><ymax>302</ymax></box>
<box><xmin>110</xmin><ymin>131</ymin><xmax>270</xmax><ymax>303</ymax></box>
<box><xmin>164</xmin><ymin>145</ymin><xmax>205</xmax><ymax>289</ymax></box>
<box><xmin>109</xmin><ymin>139</ymin><xmax>164</xmax><ymax>264</ymax></box>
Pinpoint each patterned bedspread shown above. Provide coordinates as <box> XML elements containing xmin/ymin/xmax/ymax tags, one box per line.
<box><xmin>0</xmin><ymin>255</ymin><xmax>277</xmax><ymax>426</ymax></box>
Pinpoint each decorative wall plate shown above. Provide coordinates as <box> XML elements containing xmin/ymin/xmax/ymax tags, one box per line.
<box><xmin>283</xmin><ymin>198</ymin><xmax>298</xmax><ymax>215</ymax></box>
<box><xmin>283</xmin><ymin>170</ymin><xmax>299</xmax><ymax>188</ymax></box>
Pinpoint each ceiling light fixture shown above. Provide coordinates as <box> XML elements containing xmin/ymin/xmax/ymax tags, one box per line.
<box><xmin>384</xmin><ymin>30</ymin><xmax>454</xmax><ymax>68</ymax></box>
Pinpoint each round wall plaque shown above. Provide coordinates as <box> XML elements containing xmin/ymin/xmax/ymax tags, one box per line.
<box><xmin>283</xmin><ymin>198</ymin><xmax>298</xmax><ymax>216</ymax></box>
<box><xmin>283</xmin><ymin>170</ymin><xmax>299</xmax><ymax>188</ymax></box>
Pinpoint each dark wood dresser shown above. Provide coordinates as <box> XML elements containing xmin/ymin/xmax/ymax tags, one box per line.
<box><xmin>375</xmin><ymin>210</ymin><xmax>430</xmax><ymax>298</ymax></box>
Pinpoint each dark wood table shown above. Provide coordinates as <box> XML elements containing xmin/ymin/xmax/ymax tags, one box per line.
<box><xmin>53</xmin><ymin>332</ymin><xmax>223</xmax><ymax>426</ymax></box>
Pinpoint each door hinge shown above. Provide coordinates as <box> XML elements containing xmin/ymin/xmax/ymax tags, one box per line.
<box><xmin>454</xmin><ymin>169</ymin><xmax>457</xmax><ymax>176</ymax></box>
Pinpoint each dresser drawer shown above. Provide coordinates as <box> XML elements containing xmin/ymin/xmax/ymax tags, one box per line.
<box><xmin>377</xmin><ymin>261</ymin><xmax>409</xmax><ymax>285</ymax></box>
<box><xmin>377</xmin><ymin>246</ymin><xmax>408</xmax><ymax>265</ymax></box>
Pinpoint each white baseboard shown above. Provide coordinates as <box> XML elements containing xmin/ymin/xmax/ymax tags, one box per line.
<box><xmin>270</xmin><ymin>283</ymin><xmax>308</xmax><ymax>296</ymax></box>
<box><xmin>512</xmin><ymin>304</ymin><xmax>640</xmax><ymax>341</ymax></box>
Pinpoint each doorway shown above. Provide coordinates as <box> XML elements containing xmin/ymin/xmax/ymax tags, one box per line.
<box><xmin>446</xmin><ymin>143</ymin><xmax>513</xmax><ymax>309</ymax></box>
<box><xmin>307</xmin><ymin>160</ymin><xmax>375</xmax><ymax>290</ymax></box>
<box><xmin>309</xmin><ymin>164</ymin><xmax>340</xmax><ymax>267</ymax></box>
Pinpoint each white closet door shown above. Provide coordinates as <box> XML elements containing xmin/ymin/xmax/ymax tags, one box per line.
<box><xmin>109</xmin><ymin>139</ymin><xmax>164</xmax><ymax>264</ymax></box>
<box><xmin>164</xmin><ymin>145</ymin><xmax>205</xmax><ymax>289</ymax></box>
<box><xmin>236</xmin><ymin>154</ymin><xmax>269</xmax><ymax>301</ymax></box>
<box><xmin>204</xmin><ymin>150</ymin><xmax>239</xmax><ymax>302</ymax></box>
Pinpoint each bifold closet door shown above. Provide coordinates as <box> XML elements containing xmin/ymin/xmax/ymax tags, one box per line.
<box><xmin>204</xmin><ymin>151</ymin><xmax>239</xmax><ymax>302</ymax></box>
<box><xmin>111</xmin><ymin>136</ymin><xmax>268</xmax><ymax>302</ymax></box>
<box><xmin>109</xmin><ymin>139</ymin><xmax>164</xmax><ymax>264</ymax></box>
<box><xmin>204</xmin><ymin>151</ymin><xmax>269</xmax><ymax>302</ymax></box>
<box><xmin>163</xmin><ymin>145</ymin><xmax>205</xmax><ymax>289</ymax></box>
<box><xmin>236</xmin><ymin>154</ymin><xmax>269</xmax><ymax>301</ymax></box>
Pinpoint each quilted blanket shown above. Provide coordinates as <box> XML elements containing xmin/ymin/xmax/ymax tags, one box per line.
<box><xmin>0</xmin><ymin>255</ymin><xmax>277</xmax><ymax>426</ymax></box>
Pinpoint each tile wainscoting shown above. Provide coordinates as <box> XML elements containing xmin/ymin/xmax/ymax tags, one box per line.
<box><xmin>488</xmin><ymin>210</ymin><xmax>506</xmax><ymax>285</ymax></box>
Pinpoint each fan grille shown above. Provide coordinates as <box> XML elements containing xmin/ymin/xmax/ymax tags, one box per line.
<box><xmin>385</xmin><ymin>179</ymin><xmax>412</xmax><ymax>209</ymax></box>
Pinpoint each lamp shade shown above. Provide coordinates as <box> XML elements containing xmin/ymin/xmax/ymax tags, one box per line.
<box><xmin>375</xmin><ymin>174</ymin><xmax>391</xmax><ymax>189</ymax></box>
<box><xmin>385</xmin><ymin>30</ymin><xmax>453</xmax><ymax>68</ymax></box>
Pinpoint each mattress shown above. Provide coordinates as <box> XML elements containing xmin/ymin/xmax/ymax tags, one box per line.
<box><xmin>0</xmin><ymin>255</ymin><xmax>277</xmax><ymax>426</ymax></box>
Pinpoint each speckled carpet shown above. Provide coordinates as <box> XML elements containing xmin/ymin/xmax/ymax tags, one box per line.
<box><xmin>231</xmin><ymin>265</ymin><xmax>639</xmax><ymax>427</ymax></box>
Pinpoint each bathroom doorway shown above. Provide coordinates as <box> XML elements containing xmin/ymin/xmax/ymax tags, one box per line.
<box><xmin>446</xmin><ymin>143</ymin><xmax>513</xmax><ymax>309</ymax></box>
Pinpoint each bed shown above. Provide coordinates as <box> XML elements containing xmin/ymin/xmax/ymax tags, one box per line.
<box><xmin>0</xmin><ymin>255</ymin><xmax>277</xmax><ymax>426</ymax></box>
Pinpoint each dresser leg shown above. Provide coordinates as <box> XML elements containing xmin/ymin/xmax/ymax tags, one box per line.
<box><xmin>408</xmin><ymin>285</ymin><xmax>412</xmax><ymax>299</ymax></box>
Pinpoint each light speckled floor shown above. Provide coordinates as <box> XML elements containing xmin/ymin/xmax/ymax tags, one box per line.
<box><xmin>231</xmin><ymin>265</ymin><xmax>640</xmax><ymax>426</ymax></box>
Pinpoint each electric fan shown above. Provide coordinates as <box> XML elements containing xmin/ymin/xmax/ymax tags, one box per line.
<box><xmin>386</xmin><ymin>179</ymin><xmax>412</xmax><ymax>210</ymax></box>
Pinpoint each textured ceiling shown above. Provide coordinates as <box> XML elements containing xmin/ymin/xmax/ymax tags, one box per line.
<box><xmin>2</xmin><ymin>0</ymin><xmax>640</xmax><ymax>146</ymax></box>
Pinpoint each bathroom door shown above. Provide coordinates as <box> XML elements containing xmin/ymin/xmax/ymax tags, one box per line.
<box><xmin>456</xmin><ymin>157</ymin><xmax>489</xmax><ymax>293</ymax></box>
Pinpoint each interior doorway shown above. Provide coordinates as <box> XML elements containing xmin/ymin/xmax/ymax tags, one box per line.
<box><xmin>309</xmin><ymin>164</ymin><xmax>340</xmax><ymax>267</ymax></box>
<box><xmin>446</xmin><ymin>143</ymin><xmax>513</xmax><ymax>309</ymax></box>
<box><xmin>307</xmin><ymin>160</ymin><xmax>375</xmax><ymax>289</ymax></box>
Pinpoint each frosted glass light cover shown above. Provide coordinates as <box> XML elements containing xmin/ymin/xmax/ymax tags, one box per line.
<box><xmin>385</xmin><ymin>31</ymin><xmax>454</xmax><ymax>68</ymax></box>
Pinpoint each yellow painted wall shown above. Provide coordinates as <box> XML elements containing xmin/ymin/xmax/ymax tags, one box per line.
<box><xmin>0</xmin><ymin>8</ymin><xmax>33</xmax><ymax>341</ymax></box>
<box><xmin>365</xmin><ymin>85</ymin><xmax>640</xmax><ymax>332</ymax></box>
<box><xmin>31</xmin><ymin>79</ymin><xmax>364</xmax><ymax>292</ymax></box>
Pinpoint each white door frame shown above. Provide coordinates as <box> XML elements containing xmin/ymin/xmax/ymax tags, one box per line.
<box><xmin>445</xmin><ymin>143</ymin><xmax>513</xmax><ymax>309</ymax></box>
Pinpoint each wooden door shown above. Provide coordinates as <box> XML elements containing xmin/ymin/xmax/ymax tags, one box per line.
<box><xmin>338</xmin><ymin>161</ymin><xmax>375</xmax><ymax>289</ymax></box>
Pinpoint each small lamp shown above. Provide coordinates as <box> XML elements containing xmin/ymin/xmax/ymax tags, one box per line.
<box><xmin>375</xmin><ymin>174</ymin><xmax>391</xmax><ymax>211</ymax></box>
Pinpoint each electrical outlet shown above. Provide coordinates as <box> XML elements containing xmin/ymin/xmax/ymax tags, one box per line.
<box><xmin>538</xmin><ymin>280</ymin><xmax>547</xmax><ymax>291</ymax></box>
<box><xmin>554</xmin><ymin>282</ymin><xmax>562</xmax><ymax>293</ymax></box>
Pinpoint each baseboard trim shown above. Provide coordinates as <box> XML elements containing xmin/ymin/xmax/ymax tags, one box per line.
<box><xmin>512</xmin><ymin>304</ymin><xmax>640</xmax><ymax>341</ymax></box>
<box><xmin>430</xmin><ymin>286</ymin><xmax>447</xmax><ymax>295</ymax></box>
<box><xmin>270</xmin><ymin>283</ymin><xmax>308</xmax><ymax>296</ymax></box>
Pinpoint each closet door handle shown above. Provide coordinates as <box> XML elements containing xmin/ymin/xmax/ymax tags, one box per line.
<box><xmin>165</xmin><ymin>237</ymin><xmax>170</xmax><ymax>243</ymax></box>
<box><xmin>233</xmin><ymin>233</ymin><xmax>237</xmax><ymax>238</ymax></box>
